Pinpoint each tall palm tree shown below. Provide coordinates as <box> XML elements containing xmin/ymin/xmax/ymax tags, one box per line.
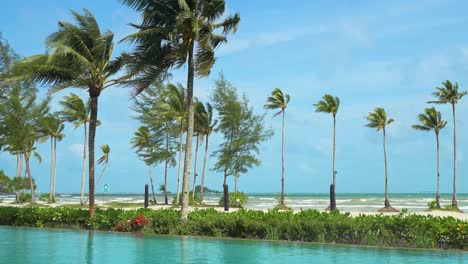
<box><xmin>365</xmin><ymin>107</ymin><xmax>398</xmax><ymax>212</ymax></box>
<box><xmin>197</xmin><ymin>102</ymin><xmax>217</xmax><ymax>203</ymax></box>
<box><xmin>96</xmin><ymin>144</ymin><xmax>110</xmax><ymax>186</ymax></box>
<box><xmin>314</xmin><ymin>94</ymin><xmax>340</xmax><ymax>210</ymax></box>
<box><xmin>264</xmin><ymin>88</ymin><xmax>290</xmax><ymax>207</ymax></box>
<box><xmin>9</xmin><ymin>9</ymin><xmax>123</xmax><ymax>216</ymax></box>
<box><xmin>131</xmin><ymin>126</ymin><xmax>157</xmax><ymax>204</ymax></box>
<box><xmin>159</xmin><ymin>83</ymin><xmax>187</xmax><ymax>204</ymax></box>
<box><xmin>428</xmin><ymin>80</ymin><xmax>467</xmax><ymax>208</ymax></box>
<box><xmin>37</xmin><ymin>114</ymin><xmax>66</xmax><ymax>203</ymax></box>
<box><xmin>59</xmin><ymin>93</ymin><xmax>90</xmax><ymax>205</ymax></box>
<box><xmin>191</xmin><ymin>101</ymin><xmax>203</xmax><ymax>200</ymax></box>
<box><xmin>412</xmin><ymin>107</ymin><xmax>447</xmax><ymax>209</ymax></box>
<box><xmin>121</xmin><ymin>0</ymin><xmax>240</xmax><ymax>221</ymax></box>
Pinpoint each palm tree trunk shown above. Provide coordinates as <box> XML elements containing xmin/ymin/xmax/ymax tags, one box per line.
<box><xmin>49</xmin><ymin>138</ymin><xmax>54</xmax><ymax>203</ymax></box>
<box><xmin>436</xmin><ymin>131</ymin><xmax>441</xmax><ymax>208</ymax></box>
<box><xmin>332</xmin><ymin>114</ymin><xmax>337</xmax><ymax>210</ymax></box>
<box><xmin>383</xmin><ymin>127</ymin><xmax>390</xmax><ymax>208</ymax></box>
<box><xmin>24</xmin><ymin>152</ymin><xmax>35</xmax><ymax>204</ymax></box>
<box><xmin>53</xmin><ymin>137</ymin><xmax>57</xmax><ymax>201</ymax></box>
<box><xmin>96</xmin><ymin>162</ymin><xmax>108</xmax><ymax>186</ymax></box>
<box><xmin>80</xmin><ymin>122</ymin><xmax>87</xmax><ymax>206</ymax></box>
<box><xmin>191</xmin><ymin>135</ymin><xmax>199</xmax><ymax>199</ymax></box>
<box><xmin>451</xmin><ymin>103</ymin><xmax>457</xmax><ymax>207</ymax></box>
<box><xmin>16</xmin><ymin>154</ymin><xmax>21</xmax><ymax>177</ymax></box>
<box><xmin>181</xmin><ymin>40</ymin><xmax>195</xmax><ymax>221</ymax></box>
<box><xmin>164</xmin><ymin>130</ymin><xmax>169</xmax><ymax>205</ymax></box>
<box><xmin>234</xmin><ymin>174</ymin><xmax>238</xmax><ymax>192</ymax></box>
<box><xmin>176</xmin><ymin>122</ymin><xmax>183</xmax><ymax>204</ymax></box>
<box><xmin>88</xmin><ymin>94</ymin><xmax>99</xmax><ymax>217</ymax></box>
<box><xmin>200</xmin><ymin>135</ymin><xmax>209</xmax><ymax>203</ymax></box>
<box><xmin>149</xmin><ymin>164</ymin><xmax>157</xmax><ymax>204</ymax></box>
<box><xmin>281</xmin><ymin>110</ymin><xmax>285</xmax><ymax>206</ymax></box>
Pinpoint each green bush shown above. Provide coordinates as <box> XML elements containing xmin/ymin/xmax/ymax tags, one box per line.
<box><xmin>218</xmin><ymin>192</ymin><xmax>248</xmax><ymax>208</ymax></box>
<box><xmin>0</xmin><ymin>207</ymin><xmax>466</xmax><ymax>250</ymax></box>
<box><xmin>39</xmin><ymin>193</ymin><xmax>54</xmax><ymax>202</ymax></box>
<box><xmin>172</xmin><ymin>194</ymin><xmax>201</xmax><ymax>206</ymax></box>
<box><xmin>17</xmin><ymin>193</ymin><xmax>32</xmax><ymax>204</ymax></box>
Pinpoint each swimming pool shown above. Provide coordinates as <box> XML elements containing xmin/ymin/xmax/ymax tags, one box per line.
<box><xmin>0</xmin><ymin>226</ymin><xmax>465</xmax><ymax>263</ymax></box>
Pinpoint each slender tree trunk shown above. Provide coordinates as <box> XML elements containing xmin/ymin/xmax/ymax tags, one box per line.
<box><xmin>80</xmin><ymin>122</ymin><xmax>87</xmax><ymax>206</ymax></box>
<box><xmin>88</xmin><ymin>94</ymin><xmax>99</xmax><ymax>217</ymax></box>
<box><xmin>181</xmin><ymin>41</ymin><xmax>195</xmax><ymax>221</ymax></box>
<box><xmin>149</xmin><ymin>164</ymin><xmax>157</xmax><ymax>204</ymax></box>
<box><xmin>383</xmin><ymin>127</ymin><xmax>390</xmax><ymax>208</ymax></box>
<box><xmin>281</xmin><ymin>110</ymin><xmax>285</xmax><ymax>205</ymax></box>
<box><xmin>24</xmin><ymin>152</ymin><xmax>35</xmax><ymax>204</ymax></box>
<box><xmin>49</xmin><ymin>138</ymin><xmax>54</xmax><ymax>203</ymax></box>
<box><xmin>451</xmin><ymin>103</ymin><xmax>457</xmax><ymax>207</ymax></box>
<box><xmin>331</xmin><ymin>114</ymin><xmax>337</xmax><ymax>211</ymax></box>
<box><xmin>200</xmin><ymin>135</ymin><xmax>209</xmax><ymax>203</ymax></box>
<box><xmin>191</xmin><ymin>135</ymin><xmax>199</xmax><ymax>199</ymax></box>
<box><xmin>176</xmin><ymin>122</ymin><xmax>183</xmax><ymax>204</ymax></box>
<box><xmin>96</xmin><ymin>162</ymin><xmax>108</xmax><ymax>186</ymax></box>
<box><xmin>19</xmin><ymin>153</ymin><xmax>23</xmax><ymax>177</ymax></box>
<box><xmin>436</xmin><ymin>131</ymin><xmax>441</xmax><ymax>208</ymax></box>
<box><xmin>16</xmin><ymin>154</ymin><xmax>21</xmax><ymax>177</ymax></box>
<box><xmin>164</xmin><ymin>130</ymin><xmax>169</xmax><ymax>205</ymax></box>
<box><xmin>234</xmin><ymin>174</ymin><xmax>238</xmax><ymax>192</ymax></box>
<box><xmin>224</xmin><ymin>173</ymin><xmax>228</xmax><ymax>186</ymax></box>
<box><xmin>53</xmin><ymin>137</ymin><xmax>57</xmax><ymax>201</ymax></box>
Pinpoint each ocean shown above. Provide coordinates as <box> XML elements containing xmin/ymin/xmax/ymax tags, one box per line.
<box><xmin>1</xmin><ymin>193</ymin><xmax>467</xmax><ymax>212</ymax></box>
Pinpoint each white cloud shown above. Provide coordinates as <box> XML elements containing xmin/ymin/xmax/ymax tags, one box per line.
<box><xmin>218</xmin><ymin>26</ymin><xmax>328</xmax><ymax>56</ymax></box>
<box><xmin>69</xmin><ymin>144</ymin><xmax>84</xmax><ymax>158</ymax></box>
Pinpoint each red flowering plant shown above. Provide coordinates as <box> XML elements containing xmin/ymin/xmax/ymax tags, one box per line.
<box><xmin>115</xmin><ymin>214</ymin><xmax>149</xmax><ymax>232</ymax></box>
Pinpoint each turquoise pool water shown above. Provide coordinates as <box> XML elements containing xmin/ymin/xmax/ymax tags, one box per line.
<box><xmin>0</xmin><ymin>226</ymin><xmax>465</xmax><ymax>263</ymax></box>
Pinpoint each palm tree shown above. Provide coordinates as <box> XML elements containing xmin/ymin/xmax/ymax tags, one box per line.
<box><xmin>195</xmin><ymin>102</ymin><xmax>217</xmax><ymax>203</ymax></box>
<box><xmin>365</xmin><ymin>107</ymin><xmax>398</xmax><ymax>212</ymax></box>
<box><xmin>412</xmin><ymin>107</ymin><xmax>447</xmax><ymax>209</ymax></box>
<box><xmin>428</xmin><ymin>80</ymin><xmax>467</xmax><ymax>208</ymax></box>
<box><xmin>37</xmin><ymin>114</ymin><xmax>66</xmax><ymax>203</ymax></box>
<box><xmin>9</xmin><ymin>9</ymin><xmax>123</xmax><ymax>216</ymax></box>
<box><xmin>314</xmin><ymin>94</ymin><xmax>340</xmax><ymax>210</ymax></box>
<box><xmin>159</xmin><ymin>83</ymin><xmax>187</xmax><ymax>204</ymax></box>
<box><xmin>59</xmin><ymin>93</ymin><xmax>90</xmax><ymax>205</ymax></box>
<box><xmin>96</xmin><ymin>144</ymin><xmax>110</xmax><ymax>186</ymax></box>
<box><xmin>121</xmin><ymin>0</ymin><xmax>240</xmax><ymax>221</ymax></box>
<box><xmin>131</xmin><ymin>126</ymin><xmax>157</xmax><ymax>204</ymax></box>
<box><xmin>191</xmin><ymin>101</ymin><xmax>203</xmax><ymax>200</ymax></box>
<box><xmin>264</xmin><ymin>88</ymin><xmax>290</xmax><ymax>207</ymax></box>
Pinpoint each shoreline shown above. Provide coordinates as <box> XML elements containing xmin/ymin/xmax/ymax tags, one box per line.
<box><xmin>1</xmin><ymin>202</ymin><xmax>466</xmax><ymax>221</ymax></box>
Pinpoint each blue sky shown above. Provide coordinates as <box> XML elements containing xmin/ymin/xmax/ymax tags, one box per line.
<box><xmin>1</xmin><ymin>0</ymin><xmax>468</xmax><ymax>194</ymax></box>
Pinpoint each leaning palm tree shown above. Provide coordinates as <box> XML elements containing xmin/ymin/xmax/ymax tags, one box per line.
<box><xmin>96</xmin><ymin>145</ymin><xmax>110</xmax><ymax>186</ymax></box>
<box><xmin>120</xmin><ymin>0</ymin><xmax>240</xmax><ymax>221</ymax></box>
<box><xmin>314</xmin><ymin>94</ymin><xmax>340</xmax><ymax>211</ymax></box>
<box><xmin>412</xmin><ymin>107</ymin><xmax>447</xmax><ymax>209</ymax></box>
<box><xmin>158</xmin><ymin>83</ymin><xmax>187</xmax><ymax>204</ymax></box>
<box><xmin>197</xmin><ymin>102</ymin><xmax>217</xmax><ymax>203</ymax></box>
<box><xmin>59</xmin><ymin>93</ymin><xmax>90</xmax><ymax>205</ymax></box>
<box><xmin>131</xmin><ymin>126</ymin><xmax>157</xmax><ymax>204</ymax></box>
<box><xmin>428</xmin><ymin>80</ymin><xmax>467</xmax><ymax>208</ymax></box>
<box><xmin>264</xmin><ymin>88</ymin><xmax>290</xmax><ymax>207</ymax></box>
<box><xmin>365</xmin><ymin>107</ymin><xmax>398</xmax><ymax>212</ymax></box>
<box><xmin>9</xmin><ymin>9</ymin><xmax>123</xmax><ymax>216</ymax></box>
<box><xmin>37</xmin><ymin>114</ymin><xmax>66</xmax><ymax>203</ymax></box>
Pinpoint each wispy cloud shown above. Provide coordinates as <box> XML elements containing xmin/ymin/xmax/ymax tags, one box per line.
<box><xmin>218</xmin><ymin>26</ymin><xmax>328</xmax><ymax>56</ymax></box>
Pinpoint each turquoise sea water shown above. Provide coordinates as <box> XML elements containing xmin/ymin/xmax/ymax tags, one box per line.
<box><xmin>0</xmin><ymin>226</ymin><xmax>465</xmax><ymax>264</ymax></box>
<box><xmin>2</xmin><ymin>193</ymin><xmax>467</xmax><ymax>212</ymax></box>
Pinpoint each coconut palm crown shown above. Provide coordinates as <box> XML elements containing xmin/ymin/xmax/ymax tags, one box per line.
<box><xmin>365</xmin><ymin>108</ymin><xmax>394</xmax><ymax>130</ymax></box>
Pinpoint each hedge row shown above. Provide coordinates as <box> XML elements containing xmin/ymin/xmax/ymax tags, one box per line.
<box><xmin>0</xmin><ymin>207</ymin><xmax>466</xmax><ymax>250</ymax></box>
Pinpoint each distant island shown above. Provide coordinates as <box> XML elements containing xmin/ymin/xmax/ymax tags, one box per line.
<box><xmin>194</xmin><ymin>185</ymin><xmax>221</xmax><ymax>194</ymax></box>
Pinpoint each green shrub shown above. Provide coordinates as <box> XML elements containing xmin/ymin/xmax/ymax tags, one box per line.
<box><xmin>218</xmin><ymin>192</ymin><xmax>248</xmax><ymax>208</ymax></box>
<box><xmin>427</xmin><ymin>200</ymin><xmax>437</xmax><ymax>209</ymax></box>
<box><xmin>172</xmin><ymin>194</ymin><xmax>201</xmax><ymax>206</ymax></box>
<box><xmin>0</xmin><ymin>207</ymin><xmax>466</xmax><ymax>250</ymax></box>
<box><xmin>39</xmin><ymin>193</ymin><xmax>53</xmax><ymax>202</ymax></box>
<box><xmin>17</xmin><ymin>193</ymin><xmax>32</xmax><ymax>204</ymax></box>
